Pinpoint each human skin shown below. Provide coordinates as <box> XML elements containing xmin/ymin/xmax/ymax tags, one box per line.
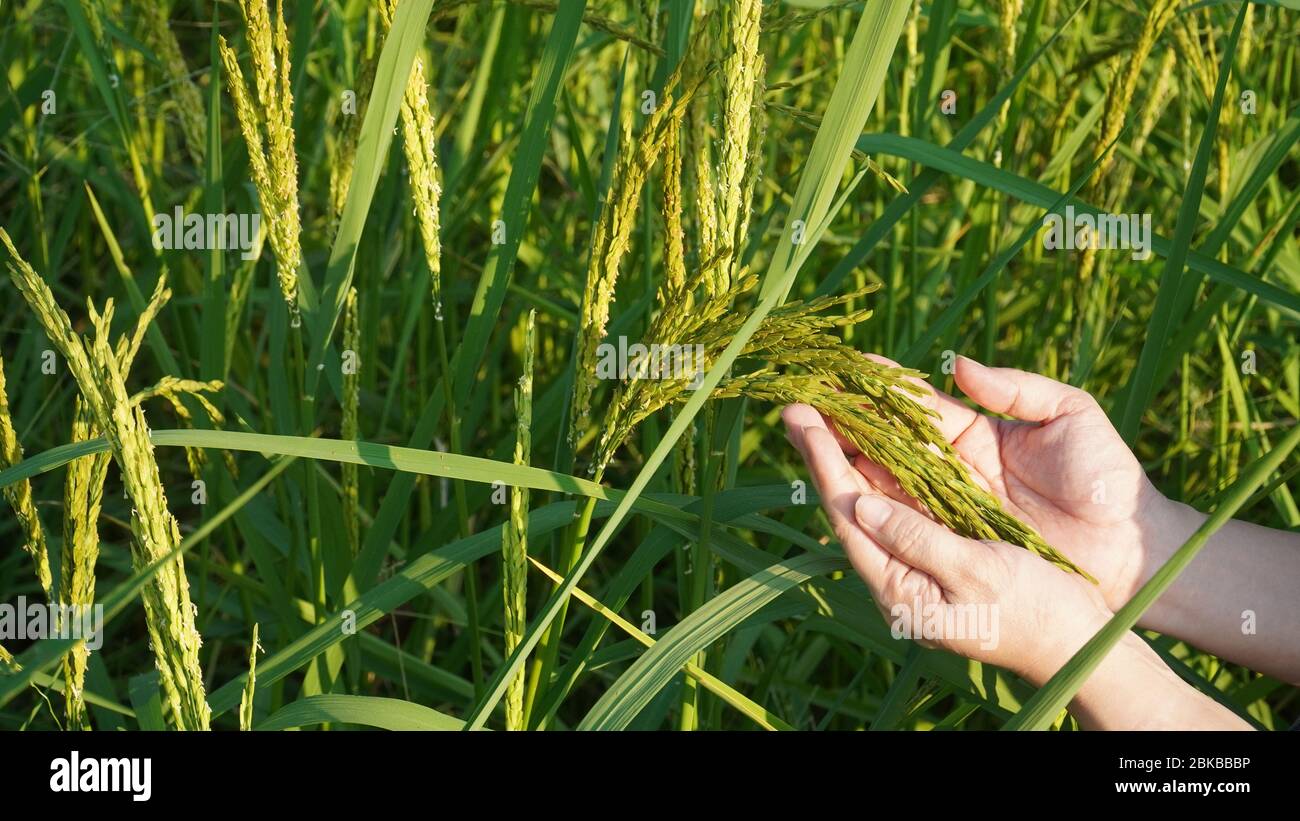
<box><xmin>784</xmin><ymin>354</ymin><xmax>1299</xmax><ymax>729</ymax></box>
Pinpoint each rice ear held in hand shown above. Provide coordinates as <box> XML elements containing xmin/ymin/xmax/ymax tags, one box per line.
<box><xmin>588</xmin><ymin>270</ymin><xmax>1093</xmax><ymax>581</ymax></box>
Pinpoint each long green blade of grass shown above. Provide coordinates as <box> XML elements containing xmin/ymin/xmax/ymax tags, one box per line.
<box><xmin>257</xmin><ymin>695</ymin><xmax>464</xmax><ymax>730</ymax></box>
<box><xmin>0</xmin><ymin>428</ymin><xmax>690</xmax><ymax>522</ymax></box>
<box><xmin>302</xmin><ymin>0</ymin><xmax>437</xmax><ymax>399</ymax></box>
<box><xmin>811</xmin><ymin>0</ymin><xmax>1091</xmax><ymax>299</ymax></box>
<box><xmin>1114</xmin><ymin>2</ymin><xmax>1247</xmax><ymax>444</ymax></box>
<box><xmin>463</xmin><ymin>0</ymin><xmax>911</xmax><ymax>730</ymax></box>
<box><xmin>837</xmin><ymin>134</ymin><xmax>1300</xmax><ymax>314</ymax></box>
<box><xmin>578</xmin><ymin>553</ymin><xmax>846</xmax><ymax>729</ymax></box>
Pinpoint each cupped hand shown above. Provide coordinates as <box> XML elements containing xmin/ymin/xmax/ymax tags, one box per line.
<box><xmin>784</xmin><ymin>408</ymin><xmax>1114</xmax><ymax>683</ymax></box>
<box><xmin>788</xmin><ymin>354</ymin><xmax>1172</xmax><ymax>612</ymax></box>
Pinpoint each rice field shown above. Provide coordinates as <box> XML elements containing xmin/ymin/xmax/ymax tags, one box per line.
<box><xmin>0</xmin><ymin>0</ymin><xmax>1298</xmax><ymax>732</ymax></box>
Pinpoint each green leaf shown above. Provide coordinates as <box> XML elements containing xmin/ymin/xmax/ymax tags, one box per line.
<box><xmin>847</xmin><ymin>134</ymin><xmax>1300</xmax><ymax>315</ymax></box>
<box><xmin>579</xmin><ymin>553</ymin><xmax>846</xmax><ymax>729</ymax></box>
<box><xmin>1115</xmin><ymin>2</ymin><xmax>1247</xmax><ymax>444</ymax></box>
<box><xmin>464</xmin><ymin>1</ymin><xmax>912</xmax><ymax>730</ymax></box>
<box><xmin>257</xmin><ymin>695</ymin><xmax>464</xmax><ymax>731</ymax></box>
<box><xmin>302</xmin><ymin>0</ymin><xmax>438</xmax><ymax>398</ymax></box>
<box><xmin>128</xmin><ymin>672</ymin><xmax>166</xmax><ymax>731</ymax></box>
<box><xmin>0</xmin><ymin>429</ymin><xmax>687</xmax><ymax>525</ymax></box>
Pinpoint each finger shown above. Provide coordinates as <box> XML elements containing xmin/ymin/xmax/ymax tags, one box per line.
<box><xmin>802</xmin><ymin>424</ymin><xmax>875</xmax><ymax>518</ymax></box>
<box><xmin>785</xmin><ymin>416</ymin><xmax>894</xmax><ymax>578</ymax></box>
<box><xmin>954</xmin><ymin>356</ymin><xmax>1096</xmax><ymax>423</ymax></box>
<box><xmin>782</xmin><ymin>403</ymin><xmax>858</xmax><ymax>456</ymax></box>
<box><xmin>865</xmin><ymin>353</ymin><xmax>979</xmax><ymax>444</ymax></box>
<box><xmin>853</xmin><ymin>493</ymin><xmax>984</xmax><ymax>590</ymax></box>
<box><xmin>781</xmin><ymin>404</ymin><xmax>811</xmax><ymax>452</ymax></box>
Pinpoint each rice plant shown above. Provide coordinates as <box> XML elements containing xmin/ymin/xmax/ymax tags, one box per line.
<box><xmin>0</xmin><ymin>0</ymin><xmax>1297</xmax><ymax>734</ymax></box>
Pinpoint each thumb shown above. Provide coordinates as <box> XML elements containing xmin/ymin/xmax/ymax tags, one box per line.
<box><xmin>853</xmin><ymin>494</ymin><xmax>982</xmax><ymax>590</ymax></box>
<box><xmin>954</xmin><ymin>356</ymin><xmax>1096</xmax><ymax>423</ymax></box>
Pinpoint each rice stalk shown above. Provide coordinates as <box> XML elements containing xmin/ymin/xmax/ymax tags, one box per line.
<box><xmin>239</xmin><ymin>624</ymin><xmax>260</xmax><ymax>731</ymax></box>
<box><xmin>130</xmin><ymin>377</ymin><xmax>225</xmax><ymax>419</ymax></box>
<box><xmin>342</xmin><ymin>287</ymin><xmax>360</xmax><ymax>557</ymax></box>
<box><xmin>528</xmin><ymin>54</ymin><xmax>711</xmax><ymax>717</ymax></box>
<box><xmin>131</xmin><ymin>376</ymin><xmax>227</xmax><ymax>479</ymax></box>
<box><xmin>688</xmin><ymin>45</ymin><xmax>719</xmax><ymax>271</ymax></box>
<box><xmin>661</xmin><ymin>108</ymin><xmax>688</xmax><ymax>305</ymax></box>
<box><xmin>330</xmin><ymin>50</ymin><xmax>377</xmax><ymax>223</ymax></box>
<box><xmin>76</xmin><ymin>0</ymin><xmax>106</xmax><ymax>45</ymax></box>
<box><xmin>683</xmin><ymin>5</ymin><xmax>765</xmax><ymax>722</ymax></box>
<box><xmin>2</xmin><ymin>227</ymin><xmax>212</xmax><ymax>730</ymax></box>
<box><xmin>0</xmin><ymin>353</ymin><xmax>52</xmax><ymax>599</ymax></box>
<box><xmin>138</xmin><ymin>0</ymin><xmax>206</xmax><ymax>165</ymax></box>
<box><xmin>503</xmin><ymin>310</ymin><xmax>535</xmax><ymax>731</ymax></box>
<box><xmin>762</xmin><ymin>0</ymin><xmax>858</xmax><ymax>32</ymax></box>
<box><xmin>218</xmin><ymin>0</ymin><xmax>302</xmax><ymax>321</ymax></box>
<box><xmin>567</xmin><ymin>61</ymin><xmax>704</xmax><ymax>452</ymax></box>
<box><xmin>994</xmin><ymin>0</ymin><xmax>1022</xmax><ymax>133</ymax></box>
<box><xmin>379</xmin><ymin>0</ymin><xmax>444</xmax><ymax>315</ymax></box>
<box><xmin>1092</xmin><ymin>0</ymin><xmax>1185</xmax><ymax>187</ymax></box>
<box><xmin>593</xmin><ymin>272</ymin><xmax>1093</xmax><ymax>580</ymax></box>
<box><xmin>689</xmin><ymin>116</ymin><xmax>719</xmax><ymax>263</ymax></box>
<box><xmin>59</xmin><ymin>272</ymin><xmax>173</xmax><ymax>729</ymax></box>
<box><xmin>0</xmin><ymin>642</ymin><xmax>17</xmax><ymax>671</ymax></box>
<box><xmin>59</xmin><ymin>397</ymin><xmax>107</xmax><ymax>730</ymax></box>
<box><xmin>1106</xmin><ymin>47</ymin><xmax>1177</xmax><ymax>213</ymax></box>
<box><xmin>715</xmin><ymin>0</ymin><xmax>764</xmax><ymax>295</ymax></box>
<box><xmin>91</xmin><ymin>312</ymin><xmax>211</xmax><ymax>729</ymax></box>
<box><xmin>1077</xmin><ymin>0</ymin><xmax>1179</xmax><ymax>282</ymax></box>
<box><xmin>1171</xmin><ymin>8</ymin><xmax>1233</xmax><ymax>205</ymax></box>
<box><xmin>660</xmin><ymin>108</ymin><xmax>697</xmax><ymax>497</ymax></box>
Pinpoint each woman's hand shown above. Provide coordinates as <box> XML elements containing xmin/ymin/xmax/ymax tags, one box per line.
<box><xmin>784</xmin><ymin>405</ymin><xmax>1114</xmax><ymax>683</ymax></box>
<box><xmin>838</xmin><ymin>354</ymin><xmax>1172</xmax><ymax>612</ymax></box>
<box><xmin>790</xmin><ymin>354</ymin><xmax>1300</xmax><ymax>686</ymax></box>
<box><xmin>784</xmin><ymin>398</ymin><xmax>1252</xmax><ymax>729</ymax></box>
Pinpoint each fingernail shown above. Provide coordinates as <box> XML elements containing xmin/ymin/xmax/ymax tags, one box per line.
<box><xmin>786</xmin><ymin>423</ymin><xmax>806</xmax><ymax>452</ymax></box>
<box><xmin>855</xmin><ymin>494</ymin><xmax>892</xmax><ymax>529</ymax></box>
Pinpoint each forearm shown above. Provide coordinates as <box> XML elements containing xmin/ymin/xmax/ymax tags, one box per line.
<box><xmin>1136</xmin><ymin>500</ymin><xmax>1300</xmax><ymax>685</ymax></box>
<box><xmin>1024</xmin><ymin>632</ymin><xmax>1252</xmax><ymax>730</ymax></box>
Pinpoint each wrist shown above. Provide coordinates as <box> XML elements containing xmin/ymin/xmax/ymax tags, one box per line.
<box><xmin>1144</xmin><ymin>494</ymin><xmax>1205</xmax><ymax>570</ymax></box>
<box><xmin>1015</xmin><ymin>601</ymin><xmax>1115</xmax><ymax>689</ymax></box>
<box><xmin>1063</xmin><ymin>631</ymin><xmax>1180</xmax><ymax>729</ymax></box>
<box><xmin>1063</xmin><ymin>631</ymin><xmax>1250</xmax><ymax>729</ymax></box>
<box><xmin>1129</xmin><ymin>493</ymin><xmax>1207</xmax><ymax>631</ymax></box>
<box><xmin>1017</xmin><ymin>621</ymin><xmax>1199</xmax><ymax>728</ymax></box>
